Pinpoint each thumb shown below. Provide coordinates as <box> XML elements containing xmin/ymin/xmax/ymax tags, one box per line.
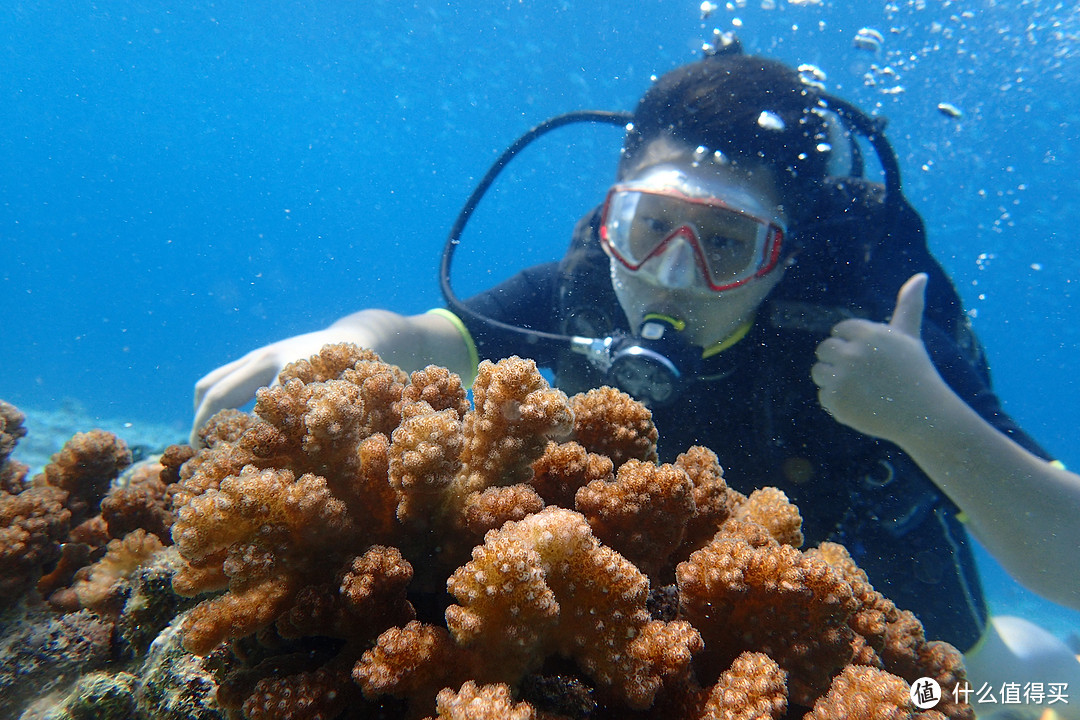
<box><xmin>889</xmin><ymin>273</ymin><xmax>928</xmax><ymax>337</ymax></box>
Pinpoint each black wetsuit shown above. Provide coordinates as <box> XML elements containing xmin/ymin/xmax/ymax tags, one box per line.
<box><xmin>459</xmin><ymin>177</ymin><xmax>1049</xmax><ymax>651</ymax></box>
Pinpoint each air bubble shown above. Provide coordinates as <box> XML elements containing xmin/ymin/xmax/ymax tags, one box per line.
<box><xmin>757</xmin><ymin>110</ymin><xmax>786</xmax><ymax>131</ymax></box>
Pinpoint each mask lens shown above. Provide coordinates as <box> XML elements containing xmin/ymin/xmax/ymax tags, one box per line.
<box><xmin>601</xmin><ymin>187</ymin><xmax>782</xmax><ymax>291</ymax></box>
<box><xmin>694</xmin><ymin>210</ymin><xmax>771</xmax><ymax>286</ymax></box>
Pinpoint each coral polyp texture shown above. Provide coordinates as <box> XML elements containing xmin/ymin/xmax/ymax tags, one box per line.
<box><xmin>0</xmin><ymin>347</ymin><xmax>973</xmax><ymax>720</ymax></box>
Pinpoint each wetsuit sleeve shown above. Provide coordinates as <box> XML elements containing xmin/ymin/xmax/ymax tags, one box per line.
<box><xmin>456</xmin><ymin>262</ymin><xmax>563</xmax><ymax>367</ymax></box>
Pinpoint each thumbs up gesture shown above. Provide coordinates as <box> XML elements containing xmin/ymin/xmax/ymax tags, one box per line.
<box><xmin>811</xmin><ymin>273</ymin><xmax>950</xmax><ymax>443</ymax></box>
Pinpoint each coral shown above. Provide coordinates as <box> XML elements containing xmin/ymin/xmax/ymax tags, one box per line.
<box><xmin>677</xmin><ymin>527</ymin><xmax>860</xmax><ymax>706</ymax></box>
<box><xmin>732</xmin><ymin>487</ymin><xmax>804</xmax><ymax>548</ymax></box>
<box><xmin>0</xmin><ymin>343</ymin><xmax>965</xmax><ymax>720</ymax></box>
<box><xmin>0</xmin><ymin>400</ymin><xmax>27</xmax><ymax>461</ymax></box>
<box><xmin>802</xmin><ymin>664</ymin><xmax>949</xmax><ymax>720</ymax></box>
<box><xmin>0</xmin><ymin>478</ymin><xmax>70</xmax><ymax>601</ymax></box>
<box><xmin>439</xmin><ymin>507</ymin><xmax>700</xmax><ymax>709</ymax></box>
<box><xmin>530</xmin><ymin>440</ymin><xmax>613</xmax><ymax>508</ymax></box>
<box><xmin>191</xmin><ymin>408</ymin><xmax>255</xmax><ymax>449</ymax></box>
<box><xmin>100</xmin><ymin>457</ymin><xmax>175</xmax><ymax>542</ymax></box>
<box><xmin>806</xmin><ymin>542</ymin><xmax>973</xmax><ymax>718</ymax></box>
<box><xmin>574</xmin><ymin>458</ymin><xmax>695</xmax><ymax>578</ymax></box>
<box><xmin>0</xmin><ymin>453</ymin><xmax>28</xmax><ymax>496</ymax></box>
<box><xmin>356</xmin><ymin>621</ymin><xmax>465</xmax><ymax>710</ymax></box>
<box><xmin>74</xmin><ymin>528</ymin><xmax>166</xmax><ymax>612</ymax></box>
<box><xmin>700</xmin><ymin>651</ymin><xmax>787</xmax><ymax>720</ymax></box>
<box><xmin>242</xmin><ymin>666</ymin><xmax>356</xmax><ymax>720</ymax></box>
<box><xmin>567</xmin><ymin>386</ymin><xmax>658</xmax><ymax>466</ymax></box>
<box><xmin>806</xmin><ymin>541</ymin><xmax>892</xmax><ymax>664</ymax></box>
<box><xmin>167</xmin><ymin>354</ymin><xmax>579</xmax><ymax>712</ymax></box>
<box><xmin>428</xmin><ymin>681</ymin><xmax>535</xmax><ymax>720</ymax></box>
<box><xmin>315</xmin><ymin>544</ymin><xmax>417</xmax><ymax>642</ymax></box>
<box><xmin>460</xmin><ymin>484</ymin><xmax>545</xmax><ymax>537</ymax></box>
<box><xmin>0</xmin><ymin>400</ymin><xmax>29</xmax><ymax>493</ymax></box>
<box><xmin>42</xmin><ymin>430</ymin><xmax>132</xmax><ymax>524</ymax></box>
<box><xmin>456</xmin><ymin>357</ymin><xmax>573</xmax><ymax>496</ymax></box>
<box><xmin>401</xmin><ymin>364</ymin><xmax>473</xmax><ymax>418</ymax></box>
<box><xmin>172</xmin><ymin>465</ymin><xmax>358</xmax><ymax>655</ymax></box>
<box><xmin>675</xmin><ymin>520</ymin><xmax>972</xmax><ymax>717</ymax></box>
<box><xmin>0</xmin><ymin>415</ymin><xmax>158</xmax><ymax>608</ymax></box>
<box><xmin>673</xmin><ymin>445</ymin><xmax>745</xmax><ymax>550</ymax></box>
<box><xmin>389</xmin><ymin>405</ymin><xmax>465</xmax><ymax>529</ymax></box>
<box><xmin>902</xmin><ymin>641</ymin><xmax>971</xmax><ymax>720</ymax></box>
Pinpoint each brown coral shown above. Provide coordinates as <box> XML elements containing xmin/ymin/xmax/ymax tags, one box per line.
<box><xmin>336</xmin><ymin>545</ymin><xmax>417</xmax><ymax>638</ymax></box>
<box><xmin>0</xmin><ymin>400</ymin><xmax>28</xmax><ymax>493</ymax></box>
<box><xmin>357</xmin><ymin>621</ymin><xmax>467</xmax><ymax>707</ymax></box>
<box><xmin>445</xmin><ymin>507</ymin><xmax>700</xmax><ymax>709</ymax></box>
<box><xmin>0</xmin><ymin>479</ymin><xmax>70</xmax><ymax>601</ymax></box>
<box><xmin>568</xmin><ymin>386</ymin><xmax>658</xmax><ymax>466</ymax></box>
<box><xmin>172</xmin><ymin>466</ymin><xmax>357</xmax><ymax>654</ymax></box>
<box><xmin>0</xmin><ymin>418</ymin><xmax>146</xmax><ymax>605</ymax></box>
<box><xmin>676</xmin><ymin>529</ymin><xmax>859</xmax><ymax>705</ymax></box>
<box><xmin>700</xmin><ymin>651</ymin><xmax>788</xmax><ymax>720</ymax></box>
<box><xmin>457</xmin><ymin>357</ymin><xmax>573</xmax><ymax>496</ymax></box>
<box><xmin>402</xmin><ymin>365</ymin><xmax>472</xmax><ymax>418</ymax></box>
<box><xmin>0</xmin><ymin>454</ymin><xmax>29</xmax><ymax>497</ymax></box>
<box><xmin>100</xmin><ymin>458</ymin><xmax>174</xmax><ymax>542</ymax></box>
<box><xmin>42</xmin><ymin>429</ymin><xmax>132</xmax><ymax>524</ymax></box>
<box><xmin>278</xmin><ymin>343</ymin><xmax>383</xmax><ymax>385</ymax></box>
<box><xmin>529</xmin><ymin>440</ymin><xmax>613</xmax><ymax>508</ymax></box>
<box><xmin>674</xmin><ymin>445</ymin><xmax>744</xmax><ymax>550</ymax></box>
<box><xmin>73</xmin><ymin>528</ymin><xmax>165</xmax><ymax>612</ymax></box>
<box><xmin>460</xmin><ymin>484</ymin><xmax>545</xmax><ymax>537</ymax></box>
<box><xmin>357</xmin><ymin>507</ymin><xmax>701</xmax><ymax>713</ymax></box>
<box><xmin>164</xmin><ymin>345</ymin><xmax>973</xmax><ymax>720</ymax></box>
<box><xmin>170</xmin><ymin>353</ymin><xmax>586</xmax><ymax>712</ymax></box>
<box><xmin>390</xmin><ymin>406</ymin><xmax>464</xmax><ymax>528</ymax></box>
<box><xmin>732</xmin><ymin>487</ymin><xmax>804</xmax><ymax>548</ymax></box>
<box><xmin>428</xmin><ymin>681</ymin><xmax>536</xmax><ymax>720</ymax></box>
<box><xmin>191</xmin><ymin>408</ymin><xmax>256</xmax><ymax>449</ymax></box>
<box><xmin>574</xmin><ymin>458</ymin><xmax>694</xmax><ymax>578</ymax></box>
<box><xmin>804</xmin><ymin>664</ymin><xmax>913</xmax><ymax>720</ymax></box>
<box><xmin>243</xmin><ymin>666</ymin><xmax>357</xmax><ymax>720</ymax></box>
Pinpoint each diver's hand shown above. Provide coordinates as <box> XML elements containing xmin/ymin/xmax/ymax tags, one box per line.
<box><xmin>811</xmin><ymin>273</ymin><xmax>951</xmax><ymax>444</ymax></box>
<box><xmin>191</xmin><ymin>329</ymin><xmax>351</xmax><ymax>446</ymax></box>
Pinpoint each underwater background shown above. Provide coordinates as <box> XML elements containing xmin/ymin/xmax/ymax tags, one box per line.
<box><xmin>2</xmin><ymin>0</ymin><xmax>1078</xmax><ymax>639</ymax></box>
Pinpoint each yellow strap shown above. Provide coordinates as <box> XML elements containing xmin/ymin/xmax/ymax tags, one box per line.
<box><xmin>642</xmin><ymin>313</ymin><xmax>687</xmax><ymax>332</ymax></box>
<box><xmin>702</xmin><ymin>318</ymin><xmax>754</xmax><ymax>359</ymax></box>
<box><xmin>426</xmin><ymin>308</ymin><xmax>479</xmax><ymax>386</ymax></box>
<box><xmin>640</xmin><ymin>314</ymin><xmax>754</xmax><ymax>360</ymax></box>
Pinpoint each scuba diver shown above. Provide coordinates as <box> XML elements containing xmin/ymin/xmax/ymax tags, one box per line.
<box><xmin>191</xmin><ymin>39</ymin><xmax>1080</xmax><ymax>703</ymax></box>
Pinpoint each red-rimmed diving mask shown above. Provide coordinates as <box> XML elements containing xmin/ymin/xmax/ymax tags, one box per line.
<box><xmin>599</xmin><ymin>178</ymin><xmax>784</xmax><ymax>292</ymax></box>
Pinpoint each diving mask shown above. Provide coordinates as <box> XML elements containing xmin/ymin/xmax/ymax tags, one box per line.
<box><xmin>599</xmin><ymin>168</ymin><xmax>785</xmax><ymax>292</ymax></box>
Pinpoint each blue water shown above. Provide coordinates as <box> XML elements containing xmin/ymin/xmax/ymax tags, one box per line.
<box><xmin>2</xmin><ymin>2</ymin><xmax>1078</xmax><ymax>634</ymax></box>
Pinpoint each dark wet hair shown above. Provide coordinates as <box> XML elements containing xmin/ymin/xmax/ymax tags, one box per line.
<box><xmin>621</xmin><ymin>54</ymin><xmax>832</xmax><ymax>223</ymax></box>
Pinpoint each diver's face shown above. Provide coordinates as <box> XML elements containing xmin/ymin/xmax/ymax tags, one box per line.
<box><xmin>608</xmin><ymin>138</ymin><xmax>788</xmax><ymax>348</ymax></box>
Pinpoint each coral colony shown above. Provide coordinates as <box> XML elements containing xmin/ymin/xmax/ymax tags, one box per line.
<box><xmin>1</xmin><ymin>345</ymin><xmax>972</xmax><ymax>719</ymax></box>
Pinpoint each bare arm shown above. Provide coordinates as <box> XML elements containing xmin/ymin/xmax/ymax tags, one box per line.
<box><xmin>812</xmin><ymin>274</ymin><xmax>1080</xmax><ymax>608</ymax></box>
<box><xmin>327</xmin><ymin>309</ymin><xmax>475</xmax><ymax>379</ymax></box>
<box><xmin>191</xmin><ymin>309</ymin><xmax>474</xmax><ymax>444</ymax></box>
